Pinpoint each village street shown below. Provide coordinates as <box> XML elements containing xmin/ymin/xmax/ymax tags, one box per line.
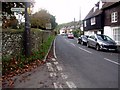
<box><xmin>1</xmin><ymin>1</ymin><xmax>120</xmax><ymax>89</ymax></box>
<box><xmin>3</xmin><ymin>35</ymin><xmax>119</xmax><ymax>89</ymax></box>
<box><xmin>54</xmin><ymin>35</ymin><xmax>119</xmax><ymax>88</ymax></box>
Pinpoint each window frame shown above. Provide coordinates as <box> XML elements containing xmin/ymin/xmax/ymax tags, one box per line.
<box><xmin>91</xmin><ymin>17</ymin><xmax>96</xmax><ymax>25</ymax></box>
<box><xmin>111</xmin><ymin>12</ymin><xmax>118</xmax><ymax>23</ymax></box>
<box><xmin>84</xmin><ymin>21</ymin><xmax>86</xmax><ymax>27</ymax></box>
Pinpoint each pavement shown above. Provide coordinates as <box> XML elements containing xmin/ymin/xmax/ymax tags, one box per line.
<box><xmin>2</xmin><ymin>40</ymin><xmax>70</xmax><ymax>88</ymax></box>
<box><xmin>9</xmin><ymin>58</ymin><xmax>65</xmax><ymax>88</ymax></box>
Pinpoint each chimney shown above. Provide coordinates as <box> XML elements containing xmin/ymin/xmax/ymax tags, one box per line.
<box><xmin>99</xmin><ymin>0</ymin><xmax>105</xmax><ymax>9</ymax></box>
<box><xmin>94</xmin><ymin>2</ymin><xmax>99</xmax><ymax>12</ymax></box>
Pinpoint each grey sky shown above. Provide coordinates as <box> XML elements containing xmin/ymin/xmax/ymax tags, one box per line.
<box><xmin>33</xmin><ymin>0</ymin><xmax>99</xmax><ymax>24</ymax></box>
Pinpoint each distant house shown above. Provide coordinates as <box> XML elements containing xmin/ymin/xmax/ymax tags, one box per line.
<box><xmin>83</xmin><ymin>0</ymin><xmax>105</xmax><ymax>35</ymax></box>
<box><xmin>60</xmin><ymin>28</ymin><xmax>65</xmax><ymax>35</ymax></box>
<box><xmin>102</xmin><ymin>1</ymin><xmax>120</xmax><ymax>45</ymax></box>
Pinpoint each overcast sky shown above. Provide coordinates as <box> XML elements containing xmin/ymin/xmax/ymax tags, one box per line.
<box><xmin>33</xmin><ymin>0</ymin><xmax>99</xmax><ymax>24</ymax></box>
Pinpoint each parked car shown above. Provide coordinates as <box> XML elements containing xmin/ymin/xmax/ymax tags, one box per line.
<box><xmin>67</xmin><ymin>33</ymin><xmax>74</xmax><ymax>39</ymax></box>
<box><xmin>77</xmin><ymin>35</ymin><xmax>89</xmax><ymax>45</ymax></box>
<box><xmin>87</xmin><ymin>34</ymin><xmax>117</xmax><ymax>51</ymax></box>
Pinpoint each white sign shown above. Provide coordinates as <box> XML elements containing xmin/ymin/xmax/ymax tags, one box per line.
<box><xmin>11</xmin><ymin>8</ymin><xmax>25</xmax><ymax>12</ymax></box>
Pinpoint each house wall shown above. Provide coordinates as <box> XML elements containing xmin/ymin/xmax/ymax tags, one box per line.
<box><xmin>104</xmin><ymin>3</ymin><xmax>120</xmax><ymax>26</ymax></box>
<box><xmin>104</xmin><ymin>2</ymin><xmax>120</xmax><ymax>45</ymax></box>
<box><xmin>60</xmin><ymin>29</ymin><xmax>65</xmax><ymax>34</ymax></box>
<box><xmin>83</xmin><ymin>14</ymin><xmax>104</xmax><ymax>31</ymax></box>
<box><xmin>104</xmin><ymin>26</ymin><xmax>120</xmax><ymax>45</ymax></box>
<box><xmin>104</xmin><ymin>26</ymin><xmax>113</xmax><ymax>38</ymax></box>
<box><xmin>84</xmin><ymin>30</ymin><xmax>101</xmax><ymax>36</ymax></box>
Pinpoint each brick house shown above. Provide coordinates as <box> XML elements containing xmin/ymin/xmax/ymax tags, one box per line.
<box><xmin>83</xmin><ymin>0</ymin><xmax>120</xmax><ymax>45</ymax></box>
<box><xmin>102</xmin><ymin>1</ymin><xmax>120</xmax><ymax>45</ymax></box>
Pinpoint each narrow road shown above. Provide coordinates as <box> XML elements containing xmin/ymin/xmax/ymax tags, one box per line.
<box><xmin>55</xmin><ymin>35</ymin><xmax>119</xmax><ymax>88</ymax></box>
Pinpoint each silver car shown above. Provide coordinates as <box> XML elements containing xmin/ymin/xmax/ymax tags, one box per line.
<box><xmin>87</xmin><ymin>34</ymin><xmax>117</xmax><ymax>51</ymax></box>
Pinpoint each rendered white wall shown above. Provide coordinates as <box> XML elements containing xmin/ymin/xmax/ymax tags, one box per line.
<box><xmin>60</xmin><ymin>29</ymin><xmax>65</xmax><ymax>34</ymax></box>
<box><xmin>84</xmin><ymin>30</ymin><xmax>101</xmax><ymax>36</ymax></box>
<box><xmin>104</xmin><ymin>26</ymin><xmax>113</xmax><ymax>39</ymax></box>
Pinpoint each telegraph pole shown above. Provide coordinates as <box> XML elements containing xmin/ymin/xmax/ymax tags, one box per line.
<box><xmin>24</xmin><ymin>2</ymin><xmax>31</xmax><ymax>57</ymax></box>
<box><xmin>79</xmin><ymin>6</ymin><xmax>81</xmax><ymax>27</ymax></box>
<box><xmin>79</xmin><ymin>6</ymin><xmax>82</xmax><ymax>35</ymax></box>
<box><xmin>74</xmin><ymin>18</ymin><xmax>76</xmax><ymax>30</ymax></box>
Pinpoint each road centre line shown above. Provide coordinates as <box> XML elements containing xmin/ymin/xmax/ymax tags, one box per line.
<box><xmin>66</xmin><ymin>81</ymin><xmax>77</xmax><ymax>88</ymax></box>
<box><xmin>78</xmin><ymin>47</ymin><xmax>92</xmax><ymax>54</ymax></box>
<box><xmin>104</xmin><ymin>58</ymin><xmax>120</xmax><ymax>65</ymax></box>
<box><xmin>66</xmin><ymin>39</ymin><xmax>92</xmax><ymax>54</ymax></box>
<box><xmin>66</xmin><ymin>40</ymin><xmax>69</xmax><ymax>43</ymax></box>
<box><xmin>70</xmin><ymin>43</ymin><xmax>76</xmax><ymax>47</ymax></box>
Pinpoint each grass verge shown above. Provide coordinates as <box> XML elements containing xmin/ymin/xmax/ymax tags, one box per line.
<box><xmin>2</xmin><ymin>35</ymin><xmax>55</xmax><ymax>76</ymax></box>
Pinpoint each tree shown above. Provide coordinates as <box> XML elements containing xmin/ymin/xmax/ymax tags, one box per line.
<box><xmin>2</xmin><ymin>2</ymin><xmax>35</xmax><ymax>16</ymax></box>
<box><xmin>30</xmin><ymin>9</ymin><xmax>57</xmax><ymax>30</ymax></box>
<box><xmin>50</xmin><ymin>15</ymin><xmax>58</xmax><ymax>29</ymax></box>
<box><xmin>2</xmin><ymin>2</ymin><xmax>35</xmax><ymax>29</ymax></box>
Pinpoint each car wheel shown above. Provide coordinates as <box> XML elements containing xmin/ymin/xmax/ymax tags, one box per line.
<box><xmin>114</xmin><ymin>49</ymin><xmax>118</xmax><ymax>53</ymax></box>
<box><xmin>87</xmin><ymin>42</ymin><xmax>89</xmax><ymax>48</ymax></box>
<box><xmin>81</xmin><ymin>41</ymin><xmax>84</xmax><ymax>45</ymax></box>
<box><xmin>96</xmin><ymin>44</ymin><xmax>100</xmax><ymax>51</ymax></box>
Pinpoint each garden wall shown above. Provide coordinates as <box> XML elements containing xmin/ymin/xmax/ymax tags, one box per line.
<box><xmin>2</xmin><ymin>29</ymin><xmax>52</xmax><ymax>57</ymax></box>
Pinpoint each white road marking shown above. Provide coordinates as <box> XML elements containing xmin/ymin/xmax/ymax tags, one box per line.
<box><xmin>53</xmin><ymin>83</ymin><xmax>58</xmax><ymax>88</ymax></box>
<box><xmin>56</xmin><ymin>66</ymin><xmax>63</xmax><ymax>71</ymax></box>
<box><xmin>46</xmin><ymin>63</ymin><xmax>54</xmax><ymax>72</ymax></box>
<box><xmin>70</xmin><ymin>43</ymin><xmax>76</xmax><ymax>47</ymax></box>
<box><xmin>78</xmin><ymin>47</ymin><xmax>92</xmax><ymax>54</ymax></box>
<box><xmin>53</xmin><ymin>82</ymin><xmax>62</xmax><ymax>88</ymax></box>
<box><xmin>66</xmin><ymin>40</ymin><xmax>69</xmax><ymax>43</ymax></box>
<box><xmin>61</xmin><ymin>73</ymin><xmax>68</xmax><ymax>79</ymax></box>
<box><xmin>104</xmin><ymin>58</ymin><xmax>120</xmax><ymax>65</ymax></box>
<box><xmin>52</xmin><ymin>58</ymin><xmax>56</xmax><ymax>61</ymax></box>
<box><xmin>54</xmin><ymin>62</ymin><xmax>59</xmax><ymax>65</ymax></box>
<box><xmin>66</xmin><ymin>81</ymin><xmax>77</xmax><ymax>88</ymax></box>
<box><xmin>53</xmin><ymin>38</ymin><xmax>57</xmax><ymax>59</ymax></box>
<box><xmin>50</xmin><ymin>72</ymin><xmax>57</xmax><ymax>77</ymax></box>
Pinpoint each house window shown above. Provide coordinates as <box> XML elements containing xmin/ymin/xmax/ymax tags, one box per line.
<box><xmin>91</xmin><ymin>17</ymin><xmax>96</xmax><ymax>25</ymax></box>
<box><xmin>84</xmin><ymin>21</ymin><xmax>86</xmax><ymax>27</ymax></box>
<box><xmin>113</xmin><ymin>27</ymin><xmax>120</xmax><ymax>43</ymax></box>
<box><xmin>111</xmin><ymin>12</ymin><xmax>118</xmax><ymax>23</ymax></box>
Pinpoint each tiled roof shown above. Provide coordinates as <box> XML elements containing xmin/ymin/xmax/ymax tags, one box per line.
<box><xmin>102</xmin><ymin>2</ymin><xmax>117</xmax><ymax>9</ymax></box>
<box><xmin>84</xmin><ymin>1</ymin><xmax>119</xmax><ymax>20</ymax></box>
<box><xmin>84</xmin><ymin>8</ymin><xmax>102</xmax><ymax>20</ymax></box>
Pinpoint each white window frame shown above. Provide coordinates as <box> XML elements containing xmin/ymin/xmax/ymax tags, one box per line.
<box><xmin>111</xmin><ymin>12</ymin><xmax>118</xmax><ymax>23</ymax></box>
<box><xmin>84</xmin><ymin>21</ymin><xmax>86</xmax><ymax>27</ymax></box>
<box><xmin>113</xmin><ymin>27</ymin><xmax>120</xmax><ymax>45</ymax></box>
<box><xmin>91</xmin><ymin>17</ymin><xmax>96</xmax><ymax>25</ymax></box>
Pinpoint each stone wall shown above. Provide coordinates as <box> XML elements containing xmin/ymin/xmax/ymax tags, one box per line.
<box><xmin>2</xmin><ymin>29</ymin><xmax>52</xmax><ymax>57</ymax></box>
<box><xmin>2</xmin><ymin>30</ymin><xmax>23</xmax><ymax>57</ymax></box>
<box><xmin>31</xmin><ymin>30</ymin><xmax>52</xmax><ymax>52</ymax></box>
